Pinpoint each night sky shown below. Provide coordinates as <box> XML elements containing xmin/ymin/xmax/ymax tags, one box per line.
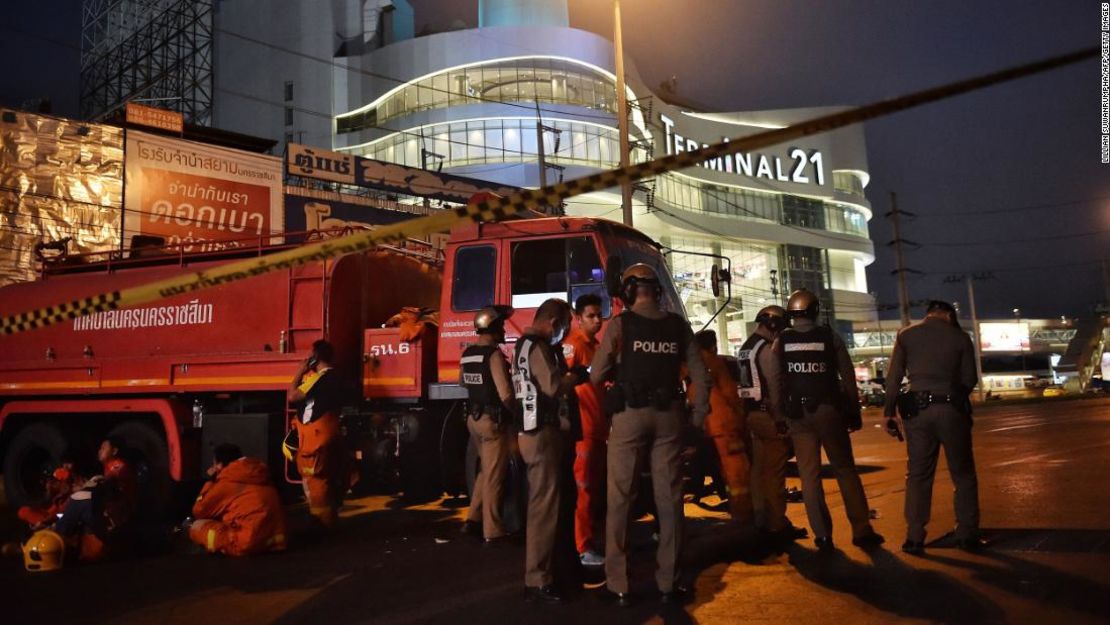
<box><xmin>2</xmin><ymin>1</ymin><xmax>1105</xmax><ymax>319</ymax></box>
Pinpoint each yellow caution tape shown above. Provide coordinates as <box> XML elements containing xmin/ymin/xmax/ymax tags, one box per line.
<box><xmin>0</xmin><ymin>46</ymin><xmax>1095</xmax><ymax>336</ymax></box>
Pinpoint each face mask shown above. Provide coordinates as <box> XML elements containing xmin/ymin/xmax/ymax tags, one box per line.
<box><xmin>550</xmin><ymin>324</ymin><xmax>567</xmax><ymax>346</ymax></box>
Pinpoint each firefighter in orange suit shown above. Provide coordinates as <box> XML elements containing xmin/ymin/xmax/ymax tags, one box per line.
<box><xmin>188</xmin><ymin>443</ymin><xmax>288</xmax><ymax>556</ymax></box>
<box><xmin>18</xmin><ymin>457</ymin><xmax>82</xmax><ymax>529</ymax></box>
<box><xmin>289</xmin><ymin>340</ymin><xmax>352</xmax><ymax>529</ymax></box>
<box><xmin>692</xmin><ymin>329</ymin><xmax>754</xmax><ymax>524</ymax></box>
<box><xmin>563</xmin><ymin>293</ymin><xmax>607</xmax><ymax>567</ymax></box>
<box><xmin>52</xmin><ymin>437</ymin><xmax>137</xmax><ymax>562</ymax></box>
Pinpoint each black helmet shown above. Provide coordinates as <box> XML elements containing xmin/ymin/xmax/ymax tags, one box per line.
<box><xmin>474</xmin><ymin>305</ymin><xmax>513</xmax><ymax>335</ymax></box>
<box><xmin>755</xmin><ymin>305</ymin><xmax>788</xmax><ymax>332</ymax></box>
<box><xmin>619</xmin><ymin>263</ymin><xmax>661</xmax><ymax>305</ymax></box>
<box><xmin>786</xmin><ymin>289</ymin><xmax>820</xmax><ymax>320</ymax></box>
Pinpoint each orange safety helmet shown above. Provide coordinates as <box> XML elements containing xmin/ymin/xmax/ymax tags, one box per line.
<box><xmin>23</xmin><ymin>530</ymin><xmax>64</xmax><ymax>573</ymax></box>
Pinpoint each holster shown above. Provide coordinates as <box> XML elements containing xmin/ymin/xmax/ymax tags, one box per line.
<box><xmin>786</xmin><ymin>396</ymin><xmax>822</xmax><ymax>419</ymax></box>
<box><xmin>468</xmin><ymin>403</ymin><xmax>502</xmax><ymax>423</ymax></box>
<box><xmin>895</xmin><ymin>391</ymin><xmax>920</xmax><ymax>419</ymax></box>
<box><xmin>604</xmin><ymin>384</ymin><xmax>627</xmax><ymax>414</ymax></box>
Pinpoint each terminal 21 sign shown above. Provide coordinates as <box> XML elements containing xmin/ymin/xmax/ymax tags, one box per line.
<box><xmin>659</xmin><ymin>114</ymin><xmax>826</xmax><ymax>187</ymax></box>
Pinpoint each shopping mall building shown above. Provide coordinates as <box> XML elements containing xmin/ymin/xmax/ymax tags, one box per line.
<box><xmin>161</xmin><ymin>0</ymin><xmax>879</xmax><ymax>346</ymax></box>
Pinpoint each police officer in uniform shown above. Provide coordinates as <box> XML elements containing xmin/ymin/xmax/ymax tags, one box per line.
<box><xmin>739</xmin><ymin>305</ymin><xmax>807</xmax><ymax>541</ymax></box>
<box><xmin>590</xmin><ymin>264</ymin><xmax>710</xmax><ymax>606</ymax></box>
<box><xmin>884</xmin><ymin>300</ymin><xmax>983</xmax><ymax>554</ymax></box>
<box><xmin>514</xmin><ymin>298</ymin><xmax>589</xmax><ymax>603</ymax></box>
<box><xmin>460</xmin><ymin>306</ymin><xmax>516</xmax><ymax>543</ymax></box>
<box><xmin>774</xmin><ymin>289</ymin><xmax>883</xmax><ymax>551</ymax></box>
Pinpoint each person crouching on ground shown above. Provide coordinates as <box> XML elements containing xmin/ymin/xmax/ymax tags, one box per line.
<box><xmin>187</xmin><ymin>443</ymin><xmax>288</xmax><ymax>556</ymax></box>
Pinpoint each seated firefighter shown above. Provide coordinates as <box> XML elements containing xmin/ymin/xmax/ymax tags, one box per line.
<box><xmin>52</xmin><ymin>436</ymin><xmax>138</xmax><ymax>562</ymax></box>
<box><xmin>187</xmin><ymin>443</ymin><xmax>288</xmax><ymax>556</ymax></box>
<box><xmin>17</xmin><ymin>455</ymin><xmax>84</xmax><ymax>529</ymax></box>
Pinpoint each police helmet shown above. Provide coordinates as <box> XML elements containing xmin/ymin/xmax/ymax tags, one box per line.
<box><xmin>786</xmin><ymin>289</ymin><xmax>820</xmax><ymax>320</ymax></box>
<box><xmin>23</xmin><ymin>530</ymin><xmax>64</xmax><ymax>573</ymax></box>
<box><xmin>474</xmin><ymin>305</ymin><xmax>514</xmax><ymax>335</ymax></box>
<box><xmin>755</xmin><ymin>305</ymin><xmax>788</xmax><ymax>332</ymax></box>
<box><xmin>619</xmin><ymin>263</ymin><xmax>661</xmax><ymax>304</ymax></box>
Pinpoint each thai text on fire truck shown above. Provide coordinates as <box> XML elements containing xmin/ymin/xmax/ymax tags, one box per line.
<box><xmin>72</xmin><ymin>299</ymin><xmax>213</xmax><ymax>331</ymax></box>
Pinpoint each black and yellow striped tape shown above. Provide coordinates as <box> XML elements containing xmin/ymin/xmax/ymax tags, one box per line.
<box><xmin>0</xmin><ymin>46</ymin><xmax>1095</xmax><ymax>336</ymax></box>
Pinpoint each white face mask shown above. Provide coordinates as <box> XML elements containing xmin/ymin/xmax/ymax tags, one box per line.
<box><xmin>550</xmin><ymin>324</ymin><xmax>567</xmax><ymax>346</ymax></box>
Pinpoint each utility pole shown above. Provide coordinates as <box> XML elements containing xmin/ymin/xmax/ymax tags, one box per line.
<box><xmin>535</xmin><ymin>103</ymin><xmax>564</xmax><ymax>215</ymax></box>
<box><xmin>1102</xmin><ymin>258</ymin><xmax>1110</xmax><ymax>308</ymax></box>
<box><xmin>613</xmin><ymin>0</ymin><xmax>633</xmax><ymax>226</ymax></box>
<box><xmin>535</xmin><ymin>120</ymin><xmax>548</xmax><ymax>192</ymax></box>
<box><xmin>965</xmin><ymin>275</ymin><xmax>987</xmax><ymax>402</ymax></box>
<box><xmin>886</xmin><ymin>192</ymin><xmax>918</xmax><ymax>327</ymax></box>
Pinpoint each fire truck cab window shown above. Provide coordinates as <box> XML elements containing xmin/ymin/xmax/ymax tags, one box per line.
<box><xmin>452</xmin><ymin>245</ymin><xmax>496</xmax><ymax>311</ymax></box>
<box><xmin>510</xmin><ymin>237</ymin><xmax>609</xmax><ymax>316</ymax></box>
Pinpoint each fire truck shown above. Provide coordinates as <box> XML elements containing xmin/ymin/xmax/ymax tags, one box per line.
<box><xmin>0</xmin><ymin>216</ymin><xmax>693</xmax><ymax>511</ymax></box>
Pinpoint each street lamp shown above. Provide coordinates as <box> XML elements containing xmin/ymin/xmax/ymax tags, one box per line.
<box><xmin>613</xmin><ymin>0</ymin><xmax>633</xmax><ymax>227</ymax></box>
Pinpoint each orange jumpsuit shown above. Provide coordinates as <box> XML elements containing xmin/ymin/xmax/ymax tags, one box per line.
<box><xmin>695</xmin><ymin>351</ymin><xmax>753</xmax><ymax>523</ymax></box>
<box><xmin>54</xmin><ymin>457</ymin><xmax>137</xmax><ymax>562</ymax></box>
<box><xmin>563</xmin><ymin>327</ymin><xmax>606</xmax><ymax>554</ymax></box>
<box><xmin>294</xmin><ymin>412</ymin><xmax>350</xmax><ymax>528</ymax></box>
<box><xmin>18</xmin><ymin>467</ymin><xmax>81</xmax><ymax>527</ymax></box>
<box><xmin>189</xmin><ymin>457</ymin><xmax>288</xmax><ymax>556</ymax></box>
<box><xmin>293</xmin><ymin>369</ymin><xmax>354</xmax><ymax>528</ymax></box>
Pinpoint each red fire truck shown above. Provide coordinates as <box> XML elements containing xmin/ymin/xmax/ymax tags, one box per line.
<box><xmin>0</xmin><ymin>217</ymin><xmax>687</xmax><ymax>510</ymax></box>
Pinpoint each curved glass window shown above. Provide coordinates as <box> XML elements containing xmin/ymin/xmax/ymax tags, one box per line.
<box><xmin>833</xmin><ymin>171</ymin><xmax>866</xmax><ymax>196</ymax></box>
<box><xmin>657</xmin><ymin>174</ymin><xmax>869</xmax><ymax>238</ymax></box>
<box><xmin>338</xmin><ymin>58</ymin><xmax>618</xmax><ymax>134</ymax></box>
<box><xmin>345</xmin><ymin>118</ymin><xmax>622</xmax><ymax>170</ymax></box>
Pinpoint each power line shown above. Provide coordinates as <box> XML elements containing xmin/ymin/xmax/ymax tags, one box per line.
<box><xmin>918</xmin><ymin>195</ymin><xmax>1110</xmax><ymax>217</ymax></box>
<box><xmin>923</xmin><ymin>227</ymin><xmax>1110</xmax><ymax>247</ymax></box>
<box><xmin>925</xmin><ymin>258</ymin><xmax>1104</xmax><ymax>275</ymax></box>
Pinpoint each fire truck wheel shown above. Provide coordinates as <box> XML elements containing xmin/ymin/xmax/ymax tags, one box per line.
<box><xmin>106</xmin><ymin>420</ymin><xmax>171</xmax><ymax>515</ymax></box>
<box><xmin>2</xmin><ymin>422</ymin><xmax>70</xmax><ymax>509</ymax></box>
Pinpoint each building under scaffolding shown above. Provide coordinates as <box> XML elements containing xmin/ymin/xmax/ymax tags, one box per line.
<box><xmin>80</xmin><ymin>0</ymin><xmax>213</xmax><ymax>125</ymax></box>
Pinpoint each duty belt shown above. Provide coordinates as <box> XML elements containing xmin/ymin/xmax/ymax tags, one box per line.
<box><xmin>744</xmin><ymin>398</ymin><xmax>769</xmax><ymax>413</ymax></box>
<box><xmin>913</xmin><ymin>391</ymin><xmax>958</xmax><ymax>404</ymax></box>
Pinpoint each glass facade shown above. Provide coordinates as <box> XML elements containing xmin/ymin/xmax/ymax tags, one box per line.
<box><xmin>657</xmin><ymin>174</ymin><xmax>869</xmax><ymax>238</ymax></box>
<box><xmin>833</xmin><ymin>171</ymin><xmax>866</xmax><ymax>197</ymax></box>
<box><xmin>337</xmin><ymin>58</ymin><xmax>617</xmax><ymax>134</ymax></box>
<box><xmin>345</xmin><ymin>118</ymin><xmax>625</xmax><ymax>170</ymax></box>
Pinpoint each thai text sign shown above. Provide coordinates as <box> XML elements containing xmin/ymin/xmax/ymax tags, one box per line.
<box><xmin>285</xmin><ymin>143</ymin><xmax>517</xmax><ymax>204</ymax></box>
<box><xmin>125</xmin><ymin>102</ymin><xmax>184</xmax><ymax>134</ymax></box>
<box><xmin>125</xmin><ymin>131</ymin><xmax>283</xmax><ymax>252</ymax></box>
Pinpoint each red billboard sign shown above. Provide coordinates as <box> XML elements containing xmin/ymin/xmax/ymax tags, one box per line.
<box><xmin>125</xmin><ymin>131</ymin><xmax>282</xmax><ymax>252</ymax></box>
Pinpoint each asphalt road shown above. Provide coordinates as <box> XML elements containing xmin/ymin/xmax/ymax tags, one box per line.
<box><xmin>2</xmin><ymin>397</ymin><xmax>1108</xmax><ymax>625</ymax></box>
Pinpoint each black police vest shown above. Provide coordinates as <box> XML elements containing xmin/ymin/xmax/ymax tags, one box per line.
<box><xmin>461</xmin><ymin>344</ymin><xmax>502</xmax><ymax>414</ymax></box>
<box><xmin>737</xmin><ymin>333</ymin><xmax>769</xmax><ymax>407</ymax></box>
<box><xmin>780</xmin><ymin>325</ymin><xmax>838</xmax><ymax>402</ymax></box>
<box><xmin>616</xmin><ymin>311</ymin><xmax>686</xmax><ymax>393</ymax></box>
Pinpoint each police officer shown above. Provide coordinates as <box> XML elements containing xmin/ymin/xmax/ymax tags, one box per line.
<box><xmin>590</xmin><ymin>264</ymin><xmax>710</xmax><ymax>606</ymax></box>
<box><xmin>774</xmin><ymin>289</ymin><xmax>883</xmax><ymax>551</ymax></box>
<box><xmin>739</xmin><ymin>305</ymin><xmax>807</xmax><ymax>541</ymax></box>
<box><xmin>460</xmin><ymin>305</ymin><xmax>516</xmax><ymax>543</ymax></box>
<box><xmin>883</xmin><ymin>300</ymin><xmax>983</xmax><ymax>555</ymax></box>
<box><xmin>514</xmin><ymin>298</ymin><xmax>588</xmax><ymax>603</ymax></box>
